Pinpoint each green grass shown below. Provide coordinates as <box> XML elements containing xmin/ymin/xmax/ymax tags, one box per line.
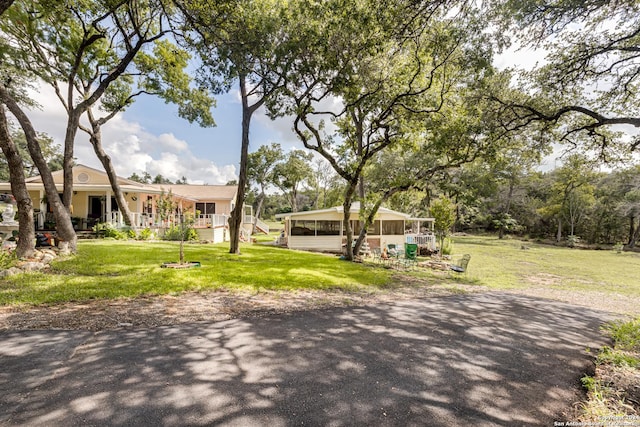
<box><xmin>4</xmin><ymin>234</ymin><xmax>640</xmax><ymax>306</ymax></box>
<box><xmin>0</xmin><ymin>240</ymin><xmax>391</xmax><ymax>306</ymax></box>
<box><xmin>603</xmin><ymin>317</ymin><xmax>640</xmax><ymax>353</ymax></box>
<box><xmin>449</xmin><ymin>235</ymin><xmax>640</xmax><ymax>296</ymax></box>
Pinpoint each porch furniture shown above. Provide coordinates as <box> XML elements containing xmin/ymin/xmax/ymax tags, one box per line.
<box><xmin>387</xmin><ymin>244</ymin><xmax>397</xmax><ymax>257</ymax></box>
<box><xmin>450</xmin><ymin>254</ymin><xmax>471</xmax><ymax>273</ymax></box>
<box><xmin>396</xmin><ymin>243</ymin><xmax>418</xmax><ymax>270</ymax></box>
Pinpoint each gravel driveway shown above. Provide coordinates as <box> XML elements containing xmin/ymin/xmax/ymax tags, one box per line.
<box><xmin>0</xmin><ymin>292</ymin><xmax>614</xmax><ymax>426</ymax></box>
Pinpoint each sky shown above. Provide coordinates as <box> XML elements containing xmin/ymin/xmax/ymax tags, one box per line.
<box><xmin>24</xmin><ymin>83</ymin><xmax>304</xmax><ymax>185</ymax></box>
<box><xmin>17</xmin><ymin>43</ymin><xmax>552</xmax><ymax>185</ymax></box>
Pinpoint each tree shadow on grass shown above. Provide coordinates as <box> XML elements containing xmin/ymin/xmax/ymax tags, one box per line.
<box><xmin>0</xmin><ymin>293</ymin><xmax>615</xmax><ymax>426</ymax></box>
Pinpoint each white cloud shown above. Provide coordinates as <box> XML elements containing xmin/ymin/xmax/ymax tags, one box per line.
<box><xmin>16</xmin><ymin>83</ymin><xmax>237</xmax><ymax>185</ymax></box>
<box><xmin>253</xmin><ymin>94</ymin><xmax>343</xmax><ymax>151</ymax></box>
<box><xmin>494</xmin><ymin>45</ymin><xmax>547</xmax><ymax>72</ymax></box>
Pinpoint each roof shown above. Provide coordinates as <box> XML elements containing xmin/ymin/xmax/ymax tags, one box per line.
<box><xmin>275</xmin><ymin>202</ymin><xmax>429</xmax><ymax>220</ymax></box>
<box><xmin>3</xmin><ymin>164</ymin><xmax>238</xmax><ymax>202</ymax></box>
<box><xmin>147</xmin><ymin>184</ymin><xmax>237</xmax><ymax>201</ymax></box>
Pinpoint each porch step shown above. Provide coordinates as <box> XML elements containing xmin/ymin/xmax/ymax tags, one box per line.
<box><xmin>254</xmin><ymin>218</ymin><xmax>270</xmax><ymax>234</ymax></box>
<box><xmin>77</xmin><ymin>231</ymin><xmax>97</xmax><ymax>239</ymax></box>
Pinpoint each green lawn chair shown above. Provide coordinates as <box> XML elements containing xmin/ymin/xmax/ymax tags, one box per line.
<box><xmin>396</xmin><ymin>243</ymin><xmax>418</xmax><ymax>269</ymax></box>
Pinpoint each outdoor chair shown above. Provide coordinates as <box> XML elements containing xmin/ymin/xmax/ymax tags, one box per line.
<box><xmin>387</xmin><ymin>244</ymin><xmax>397</xmax><ymax>257</ymax></box>
<box><xmin>372</xmin><ymin>247</ymin><xmax>383</xmax><ymax>263</ymax></box>
<box><xmin>450</xmin><ymin>254</ymin><xmax>471</xmax><ymax>273</ymax></box>
<box><xmin>396</xmin><ymin>243</ymin><xmax>418</xmax><ymax>270</ymax></box>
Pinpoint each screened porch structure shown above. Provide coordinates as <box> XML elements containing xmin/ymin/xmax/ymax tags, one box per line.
<box><xmin>275</xmin><ymin>203</ymin><xmax>435</xmax><ymax>253</ymax></box>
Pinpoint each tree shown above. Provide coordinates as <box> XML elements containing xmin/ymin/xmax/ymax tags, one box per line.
<box><xmin>272</xmin><ymin>150</ymin><xmax>313</xmax><ymax>213</ymax></box>
<box><xmin>0</xmin><ymin>104</ymin><xmax>34</xmax><ymax>258</ymax></box>
<box><xmin>176</xmin><ymin>0</ymin><xmax>293</xmax><ymax>254</ymax></box>
<box><xmin>541</xmin><ymin>154</ymin><xmax>597</xmax><ymax>242</ymax></box>
<box><xmin>129</xmin><ymin>172</ymin><xmax>152</xmax><ymax>184</ymax></box>
<box><xmin>430</xmin><ymin>196</ymin><xmax>456</xmax><ymax>253</ymax></box>
<box><xmin>280</xmin><ymin>1</ymin><xmax>500</xmax><ymax>259</ymax></box>
<box><xmin>152</xmin><ymin>174</ymin><xmax>173</xmax><ymax>185</ymax></box>
<box><xmin>79</xmin><ymin>38</ymin><xmax>214</xmax><ymax>226</ymax></box>
<box><xmin>307</xmin><ymin>158</ymin><xmax>343</xmax><ymax>210</ymax></box>
<box><xmin>280</xmin><ymin>0</ymin><xmax>488</xmax><ymax>260</ymax></box>
<box><xmin>0</xmin><ymin>122</ymin><xmax>62</xmax><ymax>180</ymax></box>
<box><xmin>490</xmin><ymin>0</ymin><xmax>640</xmax><ymax>156</ymax></box>
<box><xmin>247</xmin><ymin>142</ymin><xmax>284</xmax><ymax>231</ymax></box>
<box><xmin>1</xmin><ymin>0</ymin><xmax>175</xmax><ymax>251</ymax></box>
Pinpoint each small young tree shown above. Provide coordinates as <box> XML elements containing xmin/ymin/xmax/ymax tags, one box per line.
<box><xmin>155</xmin><ymin>190</ymin><xmax>176</xmax><ymax>228</ymax></box>
<box><xmin>431</xmin><ymin>196</ymin><xmax>456</xmax><ymax>254</ymax></box>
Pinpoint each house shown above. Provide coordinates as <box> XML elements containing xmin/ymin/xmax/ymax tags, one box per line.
<box><xmin>275</xmin><ymin>202</ymin><xmax>435</xmax><ymax>252</ymax></box>
<box><xmin>0</xmin><ymin>164</ymin><xmax>264</xmax><ymax>243</ymax></box>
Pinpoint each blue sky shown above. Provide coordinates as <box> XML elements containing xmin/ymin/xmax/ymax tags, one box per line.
<box><xmin>26</xmin><ymin>83</ymin><xmax>303</xmax><ymax>185</ymax></box>
<box><xmin>20</xmin><ymin>44</ymin><xmax>563</xmax><ymax>185</ymax></box>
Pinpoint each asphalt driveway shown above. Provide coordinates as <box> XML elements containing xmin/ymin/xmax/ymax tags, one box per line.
<box><xmin>0</xmin><ymin>292</ymin><xmax>613</xmax><ymax>426</ymax></box>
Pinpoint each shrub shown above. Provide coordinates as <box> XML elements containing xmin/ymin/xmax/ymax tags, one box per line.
<box><xmin>93</xmin><ymin>223</ymin><xmax>128</xmax><ymax>240</ymax></box>
<box><xmin>162</xmin><ymin>224</ymin><xmax>198</xmax><ymax>241</ymax></box>
<box><xmin>441</xmin><ymin>237</ymin><xmax>454</xmax><ymax>255</ymax></box>
<box><xmin>0</xmin><ymin>250</ymin><xmax>16</xmax><ymax>269</ymax></box>
<box><xmin>567</xmin><ymin>235</ymin><xmax>581</xmax><ymax>248</ymax></box>
<box><xmin>137</xmin><ymin>228</ymin><xmax>154</xmax><ymax>241</ymax></box>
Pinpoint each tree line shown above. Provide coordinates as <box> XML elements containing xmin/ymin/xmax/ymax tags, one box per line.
<box><xmin>1</xmin><ymin>0</ymin><xmax>639</xmax><ymax>260</ymax></box>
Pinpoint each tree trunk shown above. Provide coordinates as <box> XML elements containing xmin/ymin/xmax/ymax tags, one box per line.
<box><xmin>342</xmin><ymin>182</ymin><xmax>357</xmax><ymax>261</ymax></box>
<box><xmin>0</xmin><ymin>104</ymin><xmax>35</xmax><ymax>258</ymax></box>
<box><xmin>628</xmin><ymin>215</ymin><xmax>635</xmax><ymax>245</ymax></box>
<box><xmin>62</xmin><ymin>110</ymin><xmax>82</xmax><ymax>210</ymax></box>
<box><xmin>0</xmin><ymin>87</ymin><xmax>77</xmax><ymax>252</ymax></box>
<box><xmin>291</xmin><ymin>188</ymin><xmax>298</xmax><ymax>213</ymax></box>
<box><xmin>499</xmin><ymin>179</ymin><xmax>515</xmax><ymax>239</ymax></box>
<box><xmin>229</xmin><ymin>76</ymin><xmax>253</xmax><ymax>254</ymax></box>
<box><xmin>0</xmin><ymin>0</ymin><xmax>14</xmax><ymax>15</ymax></box>
<box><xmin>252</xmin><ymin>192</ymin><xmax>265</xmax><ymax>234</ymax></box>
<box><xmin>628</xmin><ymin>218</ymin><xmax>640</xmax><ymax>249</ymax></box>
<box><xmin>556</xmin><ymin>217</ymin><xmax>562</xmax><ymax>242</ymax></box>
<box><xmin>87</xmin><ymin>110</ymin><xmax>134</xmax><ymax>226</ymax></box>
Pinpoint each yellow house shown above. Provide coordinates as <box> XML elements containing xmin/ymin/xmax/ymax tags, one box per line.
<box><xmin>0</xmin><ymin>164</ymin><xmax>262</xmax><ymax>242</ymax></box>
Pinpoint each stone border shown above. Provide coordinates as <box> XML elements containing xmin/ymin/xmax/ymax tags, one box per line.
<box><xmin>0</xmin><ymin>248</ymin><xmax>59</xmax><ymax>277</ymax></box>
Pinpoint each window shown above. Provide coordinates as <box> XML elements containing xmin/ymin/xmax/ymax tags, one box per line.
<box><xmin>382</xmin><ymin>220</ymin><xmax>404</xmax><ymax>235</ymax></box>
<box><xmin>196</xmin><ymin>202</ymin><xmax>216</xmax><ymax>215</ymax></box>
<box><xmin>343</xmin><ymin>220</ymin><xmax>380</xmax><ymax>235</ymax></box>
<box><xmin>291</xmin><ymin>220</ymin><xmax>316</xmax><ymax>236</ymax></box>
<box><xmin>367</xmin><ymin>220</ymin><xmax>381</xmax><ymax>235</ymax></box>
<box><xmin>316</xmin><ymin>220</ymin><xmax>341</xmax><ymax>236</ymax></box>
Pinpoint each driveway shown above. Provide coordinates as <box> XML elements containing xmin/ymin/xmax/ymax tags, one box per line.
<box><xmin>0</xmin><ymin>293</ymin><xmax>613</xmax><ymax>426</ymax></box>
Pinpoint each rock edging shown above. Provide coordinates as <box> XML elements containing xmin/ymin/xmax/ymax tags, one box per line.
<box><xmin>0</xmin><ymin>248</ymin><xmax>59</xmax><ymax>277</ymax></box>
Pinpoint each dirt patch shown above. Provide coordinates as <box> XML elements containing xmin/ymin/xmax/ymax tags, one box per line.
<box><xmin>503</xmin><ymin>287</ymin><xmax>640</xmax><ymax>316</ymax></box>
<box><xmin>525</xmin><ymin>273</ymin><xmax>563</xmax><ymax>287</ymax></box>
<box><xmin>597</xmin><ymin>363</ymin><xmax>640</xmax><ymax>411</ymax></box>
<box><xmin>0</xmin><ymin>276</ymin><xmax>485</xmax><ymax>331</ymax></box>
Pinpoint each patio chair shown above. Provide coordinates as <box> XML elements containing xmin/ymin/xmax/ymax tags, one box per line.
<box><xmin>396</xmin><ymin>243</ymin><xmax>418</xmax><ymax>270</ymax></box>
<box><xmin>372</xmin><ymin>247</ymin><xmax>383</xmax><ymax>263</ymax></box>
<box><xmin>450</xmin><ymin>254</ymin><xmax>471</xmax><ymax>273</ymax></box>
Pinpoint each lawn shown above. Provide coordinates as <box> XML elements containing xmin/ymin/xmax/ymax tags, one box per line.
<box><xmin>2</xmin><ymin>235</ymin><xmax>640</xmax><ymax>306</ymax></box>
<box><xmin>0</xmin><ymin>240</ymin><xmax>392</xmax><ymax>305</ymax></box>
<box><xmin>445</xmin><ymin>235</ymin><xmax>640</xmax><ymax>296</ymax></box>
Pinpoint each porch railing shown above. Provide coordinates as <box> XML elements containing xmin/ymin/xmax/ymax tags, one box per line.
<box><xmin>36</xmin><ymin>211</ymin><xmax>243</xmax><ymax>231</ymax></box>
<box><xmin>405</xmin><ymin>233</ymin><xmax>437</xmax><ymax>250</ymax></box>
<box><xmin>103</xmin><ymin>212</ymin><xmax>232</xmax><ymax>229</ymax></box>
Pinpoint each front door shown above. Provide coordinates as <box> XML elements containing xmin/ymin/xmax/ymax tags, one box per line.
<box><xmin>88</xmin><ymin>196</ymin><xmax>103</xmax><ymax>221</ymax></box>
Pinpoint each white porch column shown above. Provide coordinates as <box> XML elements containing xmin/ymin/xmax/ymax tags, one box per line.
<box><xmin>136</xmin><ymin>195</ymin><xmax>142</xmax><ymax>226</ymax></box>
<box><xmin>106</xmin><ymin>190</ymin><xmax>112</xmax><ymax>223</ymax></box>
